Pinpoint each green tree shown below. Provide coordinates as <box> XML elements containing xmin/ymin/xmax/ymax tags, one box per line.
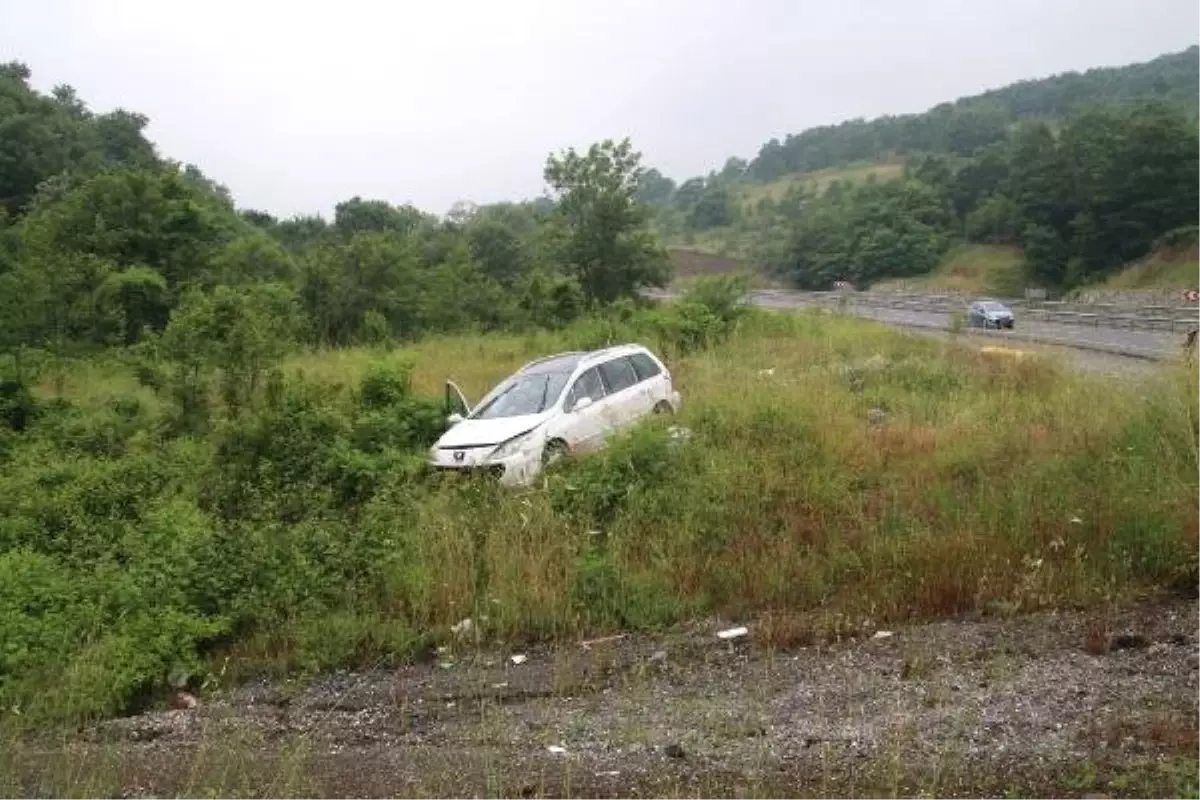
<box><xmin>543</xmin><ymin>138</ymin><xmax>670</xmax><ymax>303</ymax></box>
<box><xmin>273</xmin><ymin>214</ymin><xmax>329</xmax><ymax>253</ymax></box>
<box><xmin>299</xmin><ymin>232</ymin><xmax>424</xmax><ymax>345</ymax></box>
<box><xmin>1058</xmin><ymin>103</ymin><xmax>1199</xmax><ymax>280</ymax></box>
<box><xmin>333</xmin><ymin>197</ymin><xmax>427</xmax><ymax>236</ymax></box>
<box><xmin>1022</xmin><ymin>223</ymin><xmax>1069</xmax><ymax>286</ymax></box>
<box><xmin>672</xmin><ymin>177</ymin><xmax>706</xmax><ymax>211</ymax></box>
<box><xmin>467</xmin><ymin>218</ymin><xmax>526</xmax><ymax>285</ymax></box>
<box><xmin>94</xmin><ymin>266</ymin><xmax>170</xmax><ymax>345</ymax></box>
<box><xmin>162</xmin><ymin>283</ymin><xmax>303</xmax><ymax>417</ymax></box>
<box><xmin>687</xmin><ymin>184</ymin><xmax>735</xmax><ymax>230</ymax></box>
<box><xmin>517</xmin><ymin>270</ymin><xmax>585</xmax><ymax>329</ymax></box>
<box><xmin>777</xmin><ymin>178</ymin><xmax>953</xmax><ymax>289</ymax></box>
<box><xmin>965</xmin><ymin>193</ymin><xmax>1021</xmax><ymax>244</ymax></box>
<box><xmin>637</xmin><ymin>168</ymin><xmax>676</xmax><ymax>206</ymax></box>
<box><xmin>209</xmin><ymin>232</ymin><xmax>297</xmax><ymax>285</ymax></box>
<box><xmin>16</xmin><ymin>166</ymin><xmax>235</xmax><ymax>300</ymax></box>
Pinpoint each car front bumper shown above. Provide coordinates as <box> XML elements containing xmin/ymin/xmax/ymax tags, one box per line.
<box><xmin>428</xmin><ymin>445</ymin><xmax>542</xmax><ymax>487</ymax></box>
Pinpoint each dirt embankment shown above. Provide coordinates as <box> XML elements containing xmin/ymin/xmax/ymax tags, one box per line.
<box><xmin>667</xmin><ymin>248</ymin><xmax>784</xmax><ymax>290</ymax></box>
<box><xmin>11</xmin><ymin>597</ymin><xmax>1198</xmax><ymax>798</ymax></box>
<box><xmin>668</xmin><ymin>248</ymin><xmax>747</xmax><ymax>280</ymax></box>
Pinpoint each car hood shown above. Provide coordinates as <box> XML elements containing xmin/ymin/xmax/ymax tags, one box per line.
<box><xmin>435</xmin><ymin>413</ymin><xmax>549</xmax><ymax>448</ymax></box>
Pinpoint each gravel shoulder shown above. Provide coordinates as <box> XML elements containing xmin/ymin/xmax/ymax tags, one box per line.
<box><xmin>9</xmin><ymin>596</ymin><xmax>1198</xmax><ymax>798</ymax></box>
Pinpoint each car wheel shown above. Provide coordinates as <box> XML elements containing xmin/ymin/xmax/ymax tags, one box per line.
<box><xmin>542</xmin><ymin>439</ymin><xmax>568</xmax><ymax>467</ymax></box>
<box><xmin>653</xmin><ymin>400</ymin><xmax>674</xmax><ymax>415</ymax></box>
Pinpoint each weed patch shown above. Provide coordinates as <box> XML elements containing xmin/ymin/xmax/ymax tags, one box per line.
<box><xmin>0</xmin><ymin>306</ymin><xmax>1195</xmax><ymax>724</ymax></box>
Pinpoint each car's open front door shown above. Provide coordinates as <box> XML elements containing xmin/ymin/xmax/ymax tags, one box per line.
<box><xmin>445</xmin><ymin>380</ymin><xmax>471</xmax><ymax>421</ymax></box>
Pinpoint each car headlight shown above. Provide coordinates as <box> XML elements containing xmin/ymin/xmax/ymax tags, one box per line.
<box><xmin>489</xmin><ymin>429</ymin><xmax>541</xmax><ymax>460</ymax></box>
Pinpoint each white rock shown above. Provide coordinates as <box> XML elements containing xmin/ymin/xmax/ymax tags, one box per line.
<box><xmin>547</xmin><ymin>745</ymin><xmax>567</xmax><ymax>755</ymax></box>
<box><xmin>668</xmin><ymin>425</ymin><xmax>693</xmax><ymax>442</ymax></box>
<box><xmin>170</xmin><ymin>691</ymin><xmax>197</xmax><ymax>711</ymax></box>
<box><xmin>717</xmin><ymin>626</ymin><xmax>749</xmax><ymax>640</ymax></box>
<box><xmin>510</xmin><ymin>654</ymin><xmax>528</xmax><ymax>665</ymax></box>
<box><xmin>871</xmin><ymin>630</ymin><xmax>894</xmax><ymax>640</ymax></box>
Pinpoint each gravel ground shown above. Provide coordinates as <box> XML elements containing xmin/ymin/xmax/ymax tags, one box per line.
<box><xmin>9</xmin><ymin>596</ymin><xmax>1198</xmax><ymax>798</ymax></box>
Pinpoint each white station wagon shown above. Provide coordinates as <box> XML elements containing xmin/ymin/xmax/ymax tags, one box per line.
<box><xmin>429</xmin><ymin>343</ymin><xmax>683</xmax><ymax>487</ymax></box>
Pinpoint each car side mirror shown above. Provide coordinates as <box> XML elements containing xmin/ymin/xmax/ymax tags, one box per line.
<box><xmin>572</xmin><ymin>396</ymin><xmax>594</xmax><ymax>413</ymax></box>
<box><xmin>447</xmin><ymin>412</ymin><xmax>464</xmax><ymax>425</ymax></box>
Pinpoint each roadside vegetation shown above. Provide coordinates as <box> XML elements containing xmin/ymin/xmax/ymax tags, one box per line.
<box><xmin>2</xmin><ymin>282</ymin><xmax>1196</xmax><ymax>726</ymax></box>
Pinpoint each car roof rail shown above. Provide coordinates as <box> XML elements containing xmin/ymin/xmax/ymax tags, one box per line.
<box><xmin>585</xmin><ymin>343</ymin><xmax>641</xmax><ymax>358</ymax></box>
<box><xmin>517</xmin><ymin>350</ymin><xmax>586</xmax><ymax>373</ymax></box>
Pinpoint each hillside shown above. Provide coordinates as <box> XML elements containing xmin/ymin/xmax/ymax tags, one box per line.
<box><xmin>871</xmin><ymin>244</ymin><xmax>1026</xmax><ymax>296</ymax></box>
<box><xmin>649</xmin><ymin>46</ymin><xmax>1199</xmax><ymax>294</ymax></box>
<box><xmin>1097</xmin><ymin>245</ymin><xmax>1199</xmax><ymax>291</ymax></box>
<box><xmin>744</xmin><ymin>46</ymin><xmax>1198</xmax><ymax>183</ymax></box>
<box><xmin>738</xmin><ymin>160</ymin><xmax>906</xmax><ymax>207</ymax></box>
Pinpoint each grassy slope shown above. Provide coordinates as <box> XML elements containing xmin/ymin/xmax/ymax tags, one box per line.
<box><xmin>222</xmin><ymin>316</ymin><xmax>1200</xmax><ymax>643</ymax></box>
<box><xmin>300</xmin><ymin>314</ymin><xmax>1197</xmax><ymax>630</ymax></box>
<box><xmin>665</xmin><ymin>247</ymin><xmax>782</xmax><ymax>289</ymax></box>
<box><xmin>737</xmin><ymin>159</ymin><xmax>906</xmax><ymax>206</ymax></box>
<box><xmin>1099</xmin><ymin>246</ymin><xmax>1199</xmax><ymax>290</ymax></box>
<box><xmin>12</xmin><ymin>308</ymin><xmax>1198</xmax><ymax>725</ymax></box>
<box><xmin>873</xmin><ymin>244</ymin><xmax>1027</xmax><ymax>296</ymax></box>
<box><xmin>665</xmin><ymin>159</ymin><xmax>907</xmax><ymax>266</ymax></box>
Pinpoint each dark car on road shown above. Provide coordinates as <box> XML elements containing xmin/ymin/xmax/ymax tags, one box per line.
<box><xmin>967</xmin><ymin>299</ymin><xmax>1015</xmax><ymax>329</ymax></box>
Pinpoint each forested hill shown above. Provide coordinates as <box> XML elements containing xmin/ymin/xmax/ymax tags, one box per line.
<box><xmin>749</xmin><ymin>46</ymin><xmax>1198</xmax><ymax>184</ymax></box>
<box><xmin>644</xmin><ymin>46</ymin><xmax>1199</xmax><ymax>293</ymax></box>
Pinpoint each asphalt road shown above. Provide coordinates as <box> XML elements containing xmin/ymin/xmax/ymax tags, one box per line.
<box><xmin>734</xmin><ymin>289</ymin><xmax>1186</xmax><ymax>361</ymax></box>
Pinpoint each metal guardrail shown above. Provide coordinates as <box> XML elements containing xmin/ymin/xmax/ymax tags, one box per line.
<box><xmin>649</xmin><ymin>288</ymin><xmax>1185</xmax><ymax>361</ymax></box>
<box><xmin>785</xmin><ymin>291</ymin><xmax>1198</xmax><ymax>332</ymax></box>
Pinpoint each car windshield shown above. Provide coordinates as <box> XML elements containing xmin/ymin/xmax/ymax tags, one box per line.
<box><xmin>979</xmin><ymin>301</ymin><xmax>1008</xmax><ymax>312</ymax></box>
<box><xmin>471</xmin><ymin>371</ymin><xmax>572</xmax><ymax>419</ymax></box>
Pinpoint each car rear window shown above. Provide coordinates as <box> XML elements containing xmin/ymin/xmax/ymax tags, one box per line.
<box><xmin>629</xmin><ymin>352</ymin><xmax>662</xmax><ymax>382</ymax></box>
<box><xmin>598</xmin><ymin>357</ymin><xmax>639</xmax><ymax>394</ymax></box>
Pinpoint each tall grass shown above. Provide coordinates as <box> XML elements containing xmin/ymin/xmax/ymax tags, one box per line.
<box><xmin>1</xmin><ymin>306</ymin><xmax>1196</xmax><ymax>727</ymax></box>
<box><xmin>278</xmin><ymin>310</ymin><xmax>1198</xmax><ymax>640</ymax></box>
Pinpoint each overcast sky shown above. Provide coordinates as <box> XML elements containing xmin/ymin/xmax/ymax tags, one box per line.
<box><xmin>2</xmin><ymin>0</ymin><xmax>1196</xmax><ymax>218</ymax></box>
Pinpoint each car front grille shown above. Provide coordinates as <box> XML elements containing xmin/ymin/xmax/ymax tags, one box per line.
<box><xmin>434</xmin><ymin>464</ymin><xmax>505</xmax><ymax>479</ymax></box>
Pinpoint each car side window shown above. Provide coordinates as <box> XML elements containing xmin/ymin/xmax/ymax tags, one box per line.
<box><xmin>598</xmin><ymin>357</ymin><xmax>639</xmax><ymax>394</ymax></box>
<box><xmin>566</xmin><ymin>367</ymin><xmax>605</xmax><ymax>410</ymax></box>
<box><xmin>629</xmin><ymin>352</ymin><xmax>662</xmax><ymax>382</ymax></box>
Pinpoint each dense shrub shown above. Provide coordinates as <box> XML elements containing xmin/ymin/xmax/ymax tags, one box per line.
<box><xmin>0</xmin><ymin>379</ymin><xmax>37</xmax><ymax>432</ymax></box>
